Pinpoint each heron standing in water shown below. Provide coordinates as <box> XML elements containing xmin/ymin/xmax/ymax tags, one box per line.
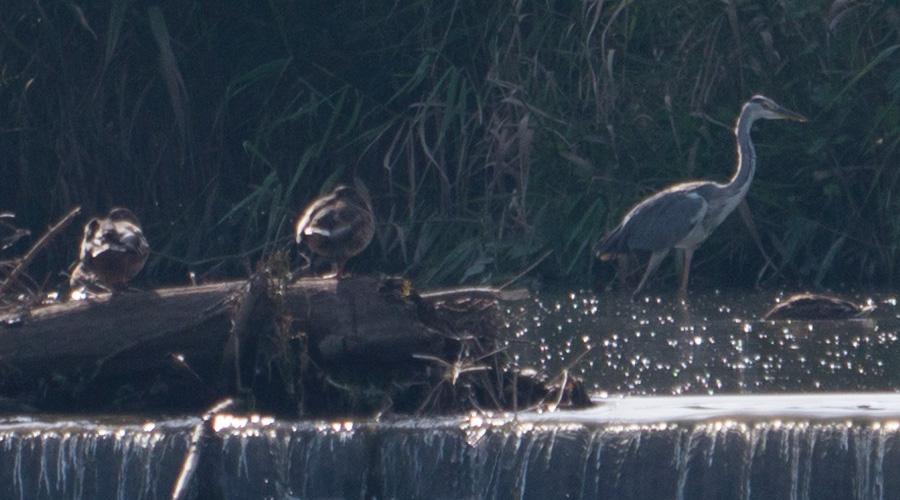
<box><xmin>593</xmin><ymin>95</ymin><xmax>807</xmax><ymax>297</ymax></box>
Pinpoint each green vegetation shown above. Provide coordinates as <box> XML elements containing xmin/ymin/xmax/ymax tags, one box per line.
<box><xmin>1</xmin><ymin>0</ymin><xmax>898</xmax><ymax>290</ymax></box>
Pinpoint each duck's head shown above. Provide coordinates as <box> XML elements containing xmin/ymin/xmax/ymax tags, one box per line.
<box><xmin>331</xmin><ymin>183</ymin><xmax>372</xmax><ymax>209</ymax></box>
<box><xmin>107</xmin><ymin>207</ymin><xmax>141</xmax><ymax>225</ymax></box>
<box><xmin>81</xmin><ymin>207</ymin><xmax>146</xmax><ymax>257</ymax></box>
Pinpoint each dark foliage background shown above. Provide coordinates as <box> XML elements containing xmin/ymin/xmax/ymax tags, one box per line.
<box><xmin>1</xmin><ymin>0</ymin><xmax>898</xmax><ymax>290</ymax></box>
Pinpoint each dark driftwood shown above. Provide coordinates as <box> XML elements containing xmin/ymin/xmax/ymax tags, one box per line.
<box><xmin>0</xmin><ymin>276</ymin><xmax>488</xmax><ymax>387</ymax></box>
<box><xmin>0</xmin><ymin>274</ymin><xmax>554</xmax><ymax>414</ymax></box>
<box><xmin>0</xmin><ymin>273</ymin><xmax>599</xmax><ymax>418</ymax></box>
<box><xmin>0</xmin><ymin>281</ymin><xmax>241</xmax><ymax>376</ymax></box>
<box><xmin>282</xmin><ymin>276</ymin><xmax>448</xmax><ymax>363</ymax></box>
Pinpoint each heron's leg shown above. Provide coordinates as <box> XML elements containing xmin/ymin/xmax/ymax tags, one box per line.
<box><xmin>679</xmin><ymin>248</ymin><xmax>694</xmax><ymax>294</ymax></box>
<box><xmin>633</xmin><ymin>249</ymin><xmax>669</xmax><ymax>298</ymax></box>
<box><xmin>612</xmin><ymin>254</ymin><xmax>629</xmax><ymax>290</ymax></box>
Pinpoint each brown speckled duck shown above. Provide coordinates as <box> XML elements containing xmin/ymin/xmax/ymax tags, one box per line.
<box><xmin>295</xmin><ymin>184</ymin><xmax>375</xmax><ymax>277</ymax></box>
<box><xmin>763</xmin><ymin>293</ymin><xmax>875</xmax><ymax>321</ymax></box>
<box><xmin>70</xmin><ymin>207</ymin><xmax>150</xmax><ymax>293</ymax></box>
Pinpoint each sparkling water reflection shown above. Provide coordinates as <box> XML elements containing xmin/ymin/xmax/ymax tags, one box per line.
<box><xmin>505</xmin><ymin>290</ymin><xmax>897</xmax><ymax>396</ymax></box>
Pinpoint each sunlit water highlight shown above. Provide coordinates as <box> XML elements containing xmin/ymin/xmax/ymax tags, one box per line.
<box><xmin>506</xmin><ymin>290</ymin><xmax>896</xmax><ymax>396</ymax></box>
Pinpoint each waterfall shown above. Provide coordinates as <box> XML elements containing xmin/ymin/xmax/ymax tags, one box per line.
<box><xmin>211</xmin><ymin>415</ymin><xmax>899</xmax><ymax>500</ymax></box>
<box><xmin>0</xmin><ymin>417</ymin><xmax>193</xmax><ymax>500</ymax></box>
<box><xmin>2</xmin><ymin>394</ymin><xmax>900</xmax><ymax>499</ymax></box>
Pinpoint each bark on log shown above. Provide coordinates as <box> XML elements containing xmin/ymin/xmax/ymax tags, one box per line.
<box><xmin>0</xmin><ymin>274</ymin><xmax>602</xmax><ymax>417</ymax></box>
<box><xmin>0</xmin><ymin>275</ymin><xmax>502</xmax><ymax>409</ymax></box>
<box><xmin>281</xmin><ymin>276</ymin><xmax>448</xmax><ymax>364</ymax></box>
<box><xmin>0</xmin><ymin>281</ymin><xmax>242</xmax><ymax>376</ymax></box>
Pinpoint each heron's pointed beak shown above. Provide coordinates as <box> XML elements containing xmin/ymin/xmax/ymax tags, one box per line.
<box><xmin>775</xmin><ymin>105</ymin><xmax>808</xmax><ymax>123</ymax></box>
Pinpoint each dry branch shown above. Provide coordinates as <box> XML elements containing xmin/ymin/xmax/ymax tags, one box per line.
<box><xmin>0</xmin><ymin>206</ymin><xmax>81</xmax><ymax>295</ymax></box>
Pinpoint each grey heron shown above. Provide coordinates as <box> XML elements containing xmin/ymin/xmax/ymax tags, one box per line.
<box><xmin>593</xmin><ymin>95</ymin><xmax>807</xmax><ymax>297</ymax></box>
<box><xmin>295</xmin><ymin>184</ymin><xmax>375</xmax><ymax>277</ymax></box>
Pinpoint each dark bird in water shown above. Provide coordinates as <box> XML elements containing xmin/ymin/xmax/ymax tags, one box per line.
<box><xmin>70</xmin><ymin>207</ymin><xmax>150</xmax><ymax>294</ymax></box>
<box><xmin>763</xmin><ymin>293</ymin><xmax>875</xmax><ymax>321</ymax></box>
<box><xmin>295</xmin><ymin>184</ymin><xmax>375</xmax><ymax>278</ymax></box>
<box><xmin>593</xmin><ymin>95</ymin><xmax>807</xmax><ymax>297</ymax></box>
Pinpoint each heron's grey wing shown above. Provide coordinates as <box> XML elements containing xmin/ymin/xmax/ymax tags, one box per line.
<box><xmin>619</xmin><ymin>190</ymin><xmax>708</xmax><ymax>252</ymax></box>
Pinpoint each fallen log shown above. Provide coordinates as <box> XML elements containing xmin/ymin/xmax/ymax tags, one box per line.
<box><xmin>0</xmin><ymin>274</ymin><xmax>590</xmax><ymax>415</ymax></box>
<box><xmin>0</xmin><ymin>281</ymin><xmax>240</xmax><ymax>375</ymax></box>
<box><xmin>0</xmin><ymin>276</ymin><xmax>460</xmax><ymax>370</ymax></box>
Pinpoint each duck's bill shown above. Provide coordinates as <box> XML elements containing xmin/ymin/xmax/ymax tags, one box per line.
<box><xmin>775</xmin><ymin>105</ymin><xmax>808</xmax><ymax>122</ymax></box>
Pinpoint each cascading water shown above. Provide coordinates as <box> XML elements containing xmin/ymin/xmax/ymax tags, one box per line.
<box><xmin>208</xmin><ymin>396</ymin><xmax>900</xmax><ymax>500</ymax></box>
<box><xmin>0</xmin><ymin>417</ymin><xmax>193</xmax><ymax>500</ymax></box>
<box><xmin>0</xmin><ymin>398</ymin><xmax>899</xmax><ymax>499</ymax></box>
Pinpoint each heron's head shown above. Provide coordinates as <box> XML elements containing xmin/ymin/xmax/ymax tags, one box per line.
<box><xmin>331</xmin><ymin>185</ymin><xmax>354</xmax><ymax>197</ymax></box>
<box><xmin>332</xmin><ymin>183</ymin><xmax>372</xmax><ymax>209</ymax></box>
<box><xmin>107</xmin><ymin>207</ymin><xmax>140</xmax><ymax>225</ymax></box>
<box><xmin>745</xmin><ymin>95</ymin><xmax>808</xmax><ymax>122</ymax></box>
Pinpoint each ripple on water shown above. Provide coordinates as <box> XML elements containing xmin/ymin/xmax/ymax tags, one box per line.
<box><xmin>504</xmin><ymin>290</ymin><xmax>898</xmax><ymax>396</ymax></box>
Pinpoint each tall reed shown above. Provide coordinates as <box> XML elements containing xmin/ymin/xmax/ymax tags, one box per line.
<box><xmin>0</xmin><ymin>1</ymin><xmax>897</xmax><ymax>289</ymax></box>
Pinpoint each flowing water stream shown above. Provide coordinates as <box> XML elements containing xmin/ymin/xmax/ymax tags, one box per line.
<box><xmin>2</xmin><ymin>290</ymin><xmax>900</xmax><ymax>499</ymax></box>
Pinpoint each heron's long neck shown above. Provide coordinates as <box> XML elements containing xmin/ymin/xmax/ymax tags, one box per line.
<box><xmin>725</xmin><ymin>108</ymin><xmax>757</xmax><ymax>197</ymax></box>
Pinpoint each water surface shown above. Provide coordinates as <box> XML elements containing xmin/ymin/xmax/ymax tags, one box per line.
<box><xmin>505</xmin><ymin>290</ymin><xmax>895</xmax><ymax>396</ymax></box>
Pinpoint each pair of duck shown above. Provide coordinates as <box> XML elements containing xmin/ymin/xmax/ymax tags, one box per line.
<box><xmin>70</xmin><ymin>184</ymin><xmax>374</xmax><ymax>294</ymax></box>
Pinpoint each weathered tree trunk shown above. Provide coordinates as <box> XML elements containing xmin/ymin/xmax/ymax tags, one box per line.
<box><xmin>281</xmin><ymin>276</ymin><xmax>447</xmax><ymax>363</ymax></box>
<box><xmin>0</xmin><ymin>275</ymin><xmax>490</xmax><ymax>412</ymax></box>
<box><xmin>0</xmin><ymin>274</ymin><xmax>589</xmax><ymax>416</ymax></box>
<box><xmin>0</xmin><ymin>281</ymin><xmax>241</xmax><ymax>376</ymax></box>
<box><xmin>0</xmin><ymin>276</ymin><xmax>461</xmax><ymax>370</ymax></box>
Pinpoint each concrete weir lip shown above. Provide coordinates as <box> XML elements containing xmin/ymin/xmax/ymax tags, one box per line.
<box><xmin>2</xmin><ymin>395</ymin><xmax>900</xmax><ymax>500</ymax></box>
<box><xmin>200</xmin><ymin>393</ymin><xmax>900</xmax><ymax>436</ymax></box>
<box><xmin>520</xmin><ymin>392</ymin><xmax>900</xmax><ymax>426</ymax></box>
<box><xmin>1</xmin><ymin>393</ymin><xmax>900</xmax><ymax>432</ymax></box>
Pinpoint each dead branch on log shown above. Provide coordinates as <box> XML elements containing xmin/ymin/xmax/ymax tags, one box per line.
<box><xmin>0</xmin><ymin>206</ymin><xmax>81</xmax><ymax>296</ymax></box>
<box><xmin>0</xmin><ymin>213</ymin><xmax>30</xmax><ymax>252</ymax></box>
<box><xmin>419</xmin><ymin>286</ymin><xmax>530</xmax><ymax>302</ymax></box>
<box><xmin>171</xmin><ymin>398</ymin><xmax>234</xmax><ymax>500</ymax></box>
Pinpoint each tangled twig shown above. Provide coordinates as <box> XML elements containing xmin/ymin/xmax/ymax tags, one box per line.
<box><xmin>0</xmin><ymin>206</ymin><xmax>81</xmax><ymax>296</ymax></box>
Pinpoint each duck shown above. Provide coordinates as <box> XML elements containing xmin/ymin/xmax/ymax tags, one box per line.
<box><xmin>763</xmin><ymin>293</ymin><xmax>875</xmax><ymax>320</ymax></box>
<box><xmin>295</xmin><ymin>184</ymin><xmax>375</xmax><ymax>278</ymax></box>
<box><xmin>69</xmin><ymin>207</ymin><xmax>150</xmax><ymax>293</ymax></box>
